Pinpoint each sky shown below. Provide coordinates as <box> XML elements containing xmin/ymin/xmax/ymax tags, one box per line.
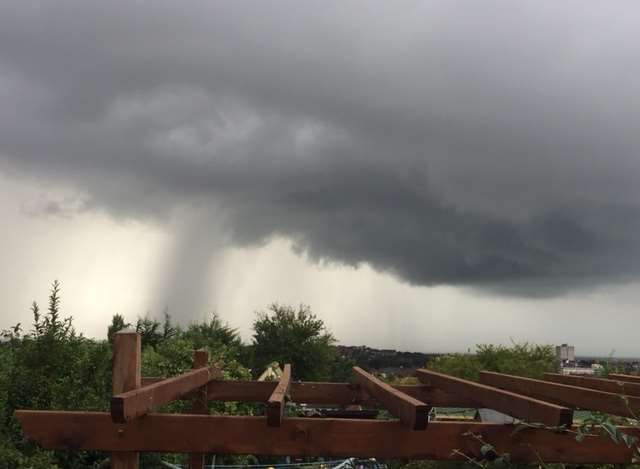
<box><xmin>1</xmin><ymin>1</ymin><xmax>639</xmax><ymax>356</ymax></box>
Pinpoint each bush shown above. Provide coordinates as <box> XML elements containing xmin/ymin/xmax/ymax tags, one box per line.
<box><xmin>428</xmin><ymin>342</ymin><xmax>556</xmax><ymax>381</ymax></box>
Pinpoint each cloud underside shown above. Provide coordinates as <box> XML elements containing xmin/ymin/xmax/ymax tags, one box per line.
<box><xmin>1</xmin><ymin>1</ymin><xmax>640</xmax><ymax>294</ymax></box>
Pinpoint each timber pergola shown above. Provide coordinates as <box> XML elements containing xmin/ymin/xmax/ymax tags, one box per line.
<box><xmin>15</xmin><ymin>332</ymin><xmax>640</xmax><ymax>468</ymax></box>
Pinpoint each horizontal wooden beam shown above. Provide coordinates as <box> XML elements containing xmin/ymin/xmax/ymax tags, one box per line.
<box><xmin>544</xmin><ymin>373</ymin><xmax>640</xmax><ymax>397</ymax></box>
<box><xmin>266</xmin><ymin>364</ymin><xmax>291</xmax><ymax>427</ymax></box>
<box><xmin>111</xmin><ymin>367</ymin><xmax>221</xmax><ymax>423</ymax></box>
<box><xmin>608</xmin><ymin>373</ymin><xmax>640</xmax><ymax>384</ymax></box>
<box><xmin>417</xmin><ymin>369</ymin><xmax>572</xmax><ymax>427</ymax></box>
<box><xmin>353</xmin><ymin>367</ymin><xmax>429</xmax><ymax>430</ymax></box>
<box><xmin>15</xmin><ymin>411</ymin><xmax>640</xmax><ymax>463</ymax></box>
<box><xmin>206</xmin><ymin>380</ymin><xmax>470</xmax><ymax>407</ymax></box>
<box><xmin>480</xmin><ymin>371</ymin><xmax>640</xmax><ymax>418</ymax></box>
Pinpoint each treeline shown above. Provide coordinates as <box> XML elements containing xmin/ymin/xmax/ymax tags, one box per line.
<box><xmin>0</xmin><ymin>281</ymin><xmax>355</xmax><ymax>468</ymax></box>
<box><xmin>337</xmin><ymin>345</ymin><xmax>439</xmax><ymax>372</ymax></box>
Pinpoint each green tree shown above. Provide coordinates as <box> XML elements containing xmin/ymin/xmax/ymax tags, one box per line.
<box><xmin>135</xmin><ymin>315</ymin><xmax>162</xmax><ymax>348</ymax></box>
<box><xmin>161</xmin><ymin>311</ymin><xmax>179</xmax><ymax>341</ymax></box>
<box><xmin>2</xmin><ymin>281</ymin><xmax>111</xmax><ymax>468</ymax></box>
<box><xmin>252</xmin><ymin>304</ymin><xmax>336</xmax><ymax>380</ymax></box>
<box><xmin>183</xmin><ymin>313</ymin><xmax>242</xmax><ymax>357</ymax></box>
<box><xmin>107</xmin><ymin>314</ymin><xmax>130</xmax><ymax>343</ymax></box>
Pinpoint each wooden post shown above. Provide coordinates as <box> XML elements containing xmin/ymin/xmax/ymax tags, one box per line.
<box><xmin>111</xmin><ymin>331</ymin><xmax>141</xmax><ymax>469</ymax></box>
<box><xmin>190</xmin><ymin>349</ymin><xmax>210</xmax><ymax>469</ymax></box>
<box><xmin>267</xmin><ymin>364</ymin><xmax>292</xmax><ymax>427</ymax></box>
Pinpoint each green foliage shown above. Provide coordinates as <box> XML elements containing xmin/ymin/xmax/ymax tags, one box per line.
<box><xmin>135</xmin><ymin>315</ymin><xmax>163</xmax><ymax>348</ymax></box>
<box><xmin>0</xmin><ymin>282</ymin><xmax>259</xmax><ymax>468</ymax></box>
<box><xmin>252</xmin><ymin>303</ymin><xmax>337</xmax><ymax>381</ymax></box>
<box><xmin>574</xmin><ymin>411</ymin><xmax>640</xmax><ymax>464</ymax></box>
<box><xmin>428</xmin><ymin>343</ymin><xmax>556</xmax><ymax>381</ymax></box>
<box><xmin>107</xmin><ymin>313</ymin><xmax>130</xmax><ymax>343</ymax></box>
<box><xmin>183</xmin><ymin>313</ymin><xmax>243</xmax><ymax>361</ymax></box>
<box><xmin>428</xmin><ymin>352</ymin><xmax>482</xmax><ymax>381</ymax></box>
<box><xmin>1</xmin><ymin>281</ymin><xmax>111</xmax><ymax>468</ymax></box>
<box><xmin>0</xmin><ymin>437</ymin><xmax>59</xmax><ymax>469</ymax></box>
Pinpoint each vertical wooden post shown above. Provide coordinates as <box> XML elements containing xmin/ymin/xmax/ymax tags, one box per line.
<box><xmin>111</xmin><ymin>331</ymin><xmax>141</xmax><ymax>469</ymax></box>
<box><xmin>189</xmin><ymin>349</ymin><xmax>210</xmax><ymax>469</ymax></box>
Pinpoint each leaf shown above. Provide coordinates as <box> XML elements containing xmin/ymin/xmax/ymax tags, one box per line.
<box><xmin>601</xmin><ymin>422</ymin><xmax>620</xmax><ymax>443</ymax></box>
<box><xmin>621</xmin><ymin>432</ymin><xmax>638</xmax><ymax>449</ymax></box>
<box><xmin>511</xmin><ymin>424</ymin><xmax>528</xmax><ymax>437</ymax></box>
<box><xmin>480</xmin><ymin>444</ymin><xmax>494</xmax><ymax>456</ymax></box>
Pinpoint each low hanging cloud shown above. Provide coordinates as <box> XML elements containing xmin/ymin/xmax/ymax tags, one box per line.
<box><xmin>1</xmin><ymin>0</ymin><xmax>640</xmax><ymax>295</ymax></box>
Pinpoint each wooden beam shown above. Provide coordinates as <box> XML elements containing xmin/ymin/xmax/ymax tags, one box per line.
<box><xmin>15</xmin><ymin>411</ymin><xmax>640</xmax><ymax>463</ymax></box>
<box><xmin>206</xmin><ymin>380</ymin><xmax>470</xmax><ymax>407</ymax></box>
<box><xmin>111</xmin><ymin>331</ymin><xmax>141</xmax><ymax>469</ymax></box>
<box><xmin>608</xmin><ymin>373</ymin><xmax>640</xmax><ymax>384</ymax></box>
<box><xmin>111</xmin><ymin>366</ymin><xmax>220</xmax><ymax>423</ymax></box>
<box><xmin>189</xmin><ymin>349</ymin><xmax>210</xmax><ymax>469</ymax></box>
<box><xmin>480</xmin><ymin>371</ymin><xmax>640</xmax><ymax>418</ymax></box>
<box><xmin>416</xmin><ymin>369</ymin><xmax>572</xmax><ymax>427</ymax></box>
<box><xmin>353</xmin><ymin>367</ymin><xmax>429</xmax><ymax>430</ymax></box>
<box><xmin>545</xmin><ymin>373</ymin><xmax>640</xmax><ymax>397</ymax></box>
<box><xmin>266</xmin><ymin>364</ymin><xmax>291</xmax><ymax>426</ymax></box>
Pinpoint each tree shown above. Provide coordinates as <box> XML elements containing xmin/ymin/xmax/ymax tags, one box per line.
<box><xmin>107</xmin><ymin>314</ymin><xmax>130</xmax><ymax>343</ymax></box>
<box><xmin>251</xmin><ymin>304</ymin><xmax>336</xmax><ymax>381</ymax></box>
<box><xmin>2</xmin><ymin>281</ymin><xmax>111</xmax><ymax>468</ymax></box>
<box><xmin>183</xmin><ymin>313</ymin><xmax>242</xmax><ymax>356</ymax></box>
<box><xmin>427</xmin><ymin>342</ymin><xmax>556</xmax><ymax>381</ymax></box>
<box><xmin>135</xmin><ymin>316</ymin><xmax>162</xmax><ymax>348</ymax></box>
<box><xmin>161</xmin><ymin>311</ymin><xmax>179</xmax><ymax>341</ymax></box>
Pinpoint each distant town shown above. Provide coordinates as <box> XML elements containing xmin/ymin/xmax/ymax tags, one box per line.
<box><xmin>337</xmin><ymin>343</ymin><xmax>640</xmax><ymax>376</ymax></box>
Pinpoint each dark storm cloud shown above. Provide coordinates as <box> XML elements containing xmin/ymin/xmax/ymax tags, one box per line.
<box><xmin>1</xmin><ymin>0</ymin><xmax>640</xmax><ymax>293</ymax></box>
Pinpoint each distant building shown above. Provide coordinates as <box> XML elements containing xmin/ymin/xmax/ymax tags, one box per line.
<box><xmin>555</xmin><ymin>344</ymin><xmax>575</xmax><ymax>362</ymax></box>
<box><xmin>555</xmin><ymin>343</ymin><xmax>596</xmax><ymax>375</ymax></box>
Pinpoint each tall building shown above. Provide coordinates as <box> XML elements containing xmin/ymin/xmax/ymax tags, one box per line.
<box><xmin>555</xmin><ymin>344</ymin><xmax>575</xmax><ymax>362</ymax></box>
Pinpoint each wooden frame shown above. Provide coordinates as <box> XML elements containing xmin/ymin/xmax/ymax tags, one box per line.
<box><xmin>353</xmin><ymin>367</ymin><xmax>429</xmax><ymax>430</ymax></box>
<box><xmin>480</xmin><ymin>371</ymin><xmax>640</xmax><ymax>418</ymax></box>
<box><xmin>15</xmin><ymin>333</ymin><xmax>640</xmax><ymax>466</ymax></box>
<box><xmin>417</xmin><ymin>369</ymin><xmax>573</xmax><ymax>427</ymax></box>
<box><xmin>15</xmin><ymin>411</ymin><xmax>640</xmax><ymax>463</ymax></box>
